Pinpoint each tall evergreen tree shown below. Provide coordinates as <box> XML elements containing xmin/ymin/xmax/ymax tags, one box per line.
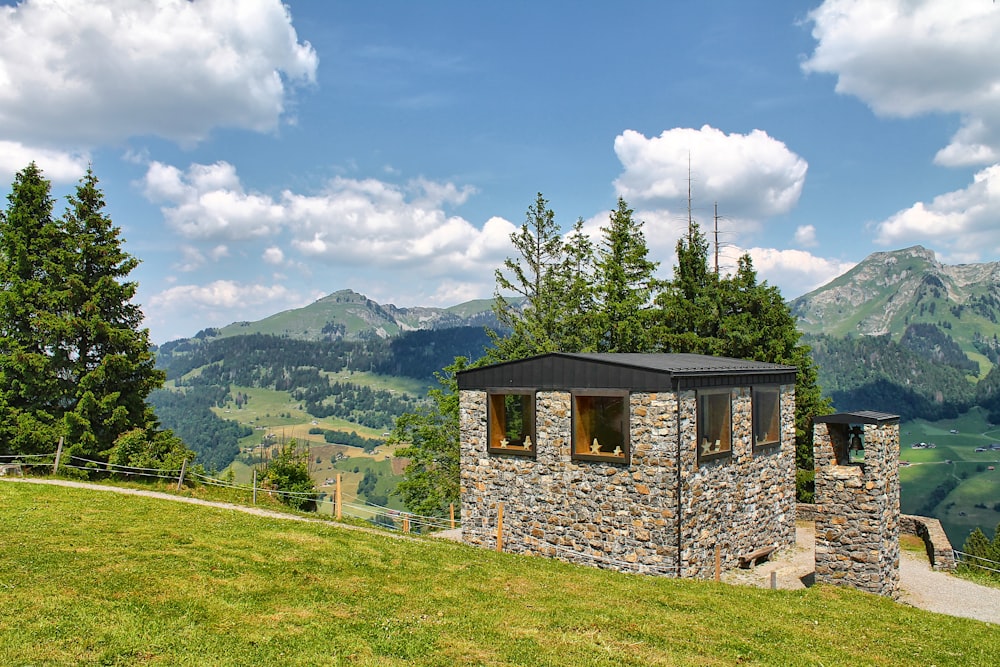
<box><xmin>591</xmin><ymin>198</ymin><xmax>661</xmax><ymax>352</ymax></box>
<box><xmin>489</xmin><ymin>193</ymin><xmax>569</xmax><ymax>360</ymax></box>
<box><xmin>0</xmin><ymin>163</ymin><xmax>64</xmax><ymax>453</ymax></box>
<box><xmin>0</xmin><ymin>164</ymin><xmax>167</xmax><ymax>462</ymax></box>
<box><xmin>58</xmin><ymin>168</ymin><xmax>165</xmax><ymax>458</ymax></box>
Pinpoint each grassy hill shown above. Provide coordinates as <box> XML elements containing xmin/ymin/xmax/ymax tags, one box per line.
<box><xmin>2</xmin><ymin>481</ymin><xmax>997</xmax><ymax>666</ymax></box>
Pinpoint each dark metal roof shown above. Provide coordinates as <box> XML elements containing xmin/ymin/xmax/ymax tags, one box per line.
<box><xmin>814</xmin><ymin>411</ymin><xmax>900</xmax><ymax>425</ymax></box>
<box><xmin>457</xmin><ymin>352</ymin><xmax>797</xmax><ymax>392</ymax></box>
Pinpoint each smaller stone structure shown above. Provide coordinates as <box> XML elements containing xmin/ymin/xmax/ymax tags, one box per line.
<box><xmin>813</xmin><ymin>411</ymin><xmax>901</xmax><ymax>597</ymax></box>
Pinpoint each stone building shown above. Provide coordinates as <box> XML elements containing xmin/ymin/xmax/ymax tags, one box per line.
<box><xmin>813</xmin><ymin>411</ymin><xmax>901</xmax><ymax>597</ymax></box>
<box><xmin>456</xmin><ymin>352</ymin><xmax>797</xmax><ymax>578</ymax></box>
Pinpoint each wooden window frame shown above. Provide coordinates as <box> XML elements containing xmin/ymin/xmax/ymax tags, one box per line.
<box><xmin>752</xmin><ymin>386</ymin><xmax>781</xmax><ymax>452</ymax></box>
<box><xmin>571</xmin><ymin>390</ymin><xmax>630</xmax><ymax>464</ymax></box>
<box><xmin>486</xmin><ymin>390</ymin><xmax>537</xmax><ymax>457</ymax></box>
<box><xmin>697</xmin><ymin>389</ymin><xmax>733</xmax><ymax>462</ymax></box>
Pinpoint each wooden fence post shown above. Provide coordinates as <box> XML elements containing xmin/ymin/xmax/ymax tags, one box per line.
<box><xmin>496</xmin><ymin>502</ymin><xmax>504</xmax><ymax>552</ymax></box>
<box><xmin>450</xmin><ymin>503</ymin><xmax>455</xmax><ymax>529</ymax></box>
<box><xmin>403</xmin><ymin>516</ymin><xmax>410</xmax><ymax>533</ymax></box>
<box><xmin>715</xmin><ymin>544</ymin><xmax>721</xmax><ymax>582</ymax></box>
<box><xmin>53</xmin><ymin>436</ymin><xmax>64</xmax><ymax>475</ymax></box>
<box><xmin>176</xmin><ymin>458</ymin><xmax>187</xmax><ymax>491</ymax></box>
<box><xmin>336</xmin><ymin>474</ymin><xmax>342</xmax><ymax>520</ymax></box>
<box><xmin>252</xmin><ymin>469</ymin><xmax>258</xmax><ymax>505</ymax></box>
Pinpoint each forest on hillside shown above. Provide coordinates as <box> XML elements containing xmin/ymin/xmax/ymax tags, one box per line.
<box><xmin>805</xmin><ymin>332</ymin><xmax>1000</xmax><ymax>421</ymax></box>
<box><xmin>151</xmin><ymin>327</ymin><xmax>492</xmax><ymax>467</ymax></box>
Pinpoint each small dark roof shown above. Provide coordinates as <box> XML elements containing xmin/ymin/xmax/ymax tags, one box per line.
<box><xmin>814</xmin><ymin>411</ymin><xmax>900</xmax><ymax>425</ymax></box>
<box><xmin>457</xmin><ymin>352</ymin><xmax>796</xmax><ymax>392</ymax></box>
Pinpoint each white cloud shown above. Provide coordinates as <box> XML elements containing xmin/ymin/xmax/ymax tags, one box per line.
<box><xmin>873</xmin><ymin>164</ymin><xmax>1000</xmax><ymax>260</ymax></box>
<box><xmin>737</xmin><ymin>246</ymin><xmax>855</xmax><ymax>298</ymax></box>
<box><xmin>613</xmin><ymin>126</ymin><xmax>808</xmax><ymax>219</ymax></box>
<box><xmin>803</xmin><ymin>0</ymin><xmax>1000</xmax><ymax>167</ymax></box>
<box><xmin>143</xmin><ymin>161</ymin><xmax>286</xmax><ymax>240</ymax></box>
<box><xmin>795</xmin><ymin>225</ymin><xmax>818</xmax><ymax>248</ymax></box>
<box><xmin>262</xmin><ymin>246</ymin><xmax>285</xmax><ymax>265</ymax></box>
<box><xmin>143</xmin><ymin>160</ymin><xmax>516</xmax><ymax>279</ymax></box>
<box><xmin>0</xmin><ymin>141</ymin><xmax>89</xmax><ymax>183</ymax></box>
<box><xmin>146</xmin><ymin>280</ymin><xmax>305</xmax><ymax>339</ymax></box>
<box><xmin>0</xmin><ymin>0</ymin><xmax>317</xmax><ymax>147</ymax></box>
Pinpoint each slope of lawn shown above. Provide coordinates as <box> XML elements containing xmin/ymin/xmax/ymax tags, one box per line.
<box><xmin>1</xmin><ymin>481</ymin><xmax>997</xmax><ymax>666</ymax></box>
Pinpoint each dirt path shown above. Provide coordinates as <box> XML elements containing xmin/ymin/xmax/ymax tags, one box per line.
<box><xmin>723</xmin><ymin>521</ymin><xmax>1000</xmax><ymax>625</ymax></box>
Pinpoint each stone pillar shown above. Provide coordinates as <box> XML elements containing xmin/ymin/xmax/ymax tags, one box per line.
<box><xmin>813</xmin><ymin>413</ymin><xmax>900</xmax><ymax>597</ymax></box>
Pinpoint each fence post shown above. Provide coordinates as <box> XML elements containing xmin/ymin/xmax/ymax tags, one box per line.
<box><xmin>252</xmin><ymin>469</ymin><xmax>258</xmax><ymax>505</ymax></box>
<box><xmin>53</xmin><ymin>436</ymin><xmax>64</xmax><ymax>475</ymax></box>
<box><xmin>403</xmin><ymin>516</ymin><xmax>410</xmax><ymax>533</ymax></box>
<box><xmin>496</xmin><ymin>502</ymin><xmax>504</xmax><ymax>552</ymax></box>
<box><xmin>336</xmin><ymin>474</ymin><xmax>342</xmax><ymax>520</ymax></box>
<box><xmin>176</xmin><ymin>458</ymin><xmax>187</xmax><ymax>491</ymax></box>
<box><xmin>450</xmin><ymin>503</ymin><xmax>455</xmax><ymax>529</ymax></box>
<box><xmin>714</xmin><ymin>544</ymin><xmax>721</xmax><ymax>582</ymax></box>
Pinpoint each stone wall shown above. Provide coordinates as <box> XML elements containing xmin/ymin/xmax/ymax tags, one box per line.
<box><xmin>814</xmin><ymin>421</ymin><xmax>901</xmax><ymax>597</ymax></box>
<box><xmin>678</xmin><ymin>387</ymin><xmax>796</xmax><ymax>577</ymax></box>
<box><xmin>900</xmin><ymin>514</ymin><xmax>956</xmax><ymax>571</ymax></box>
<box><xmin>460</xmin><ymin>385</ymin><xmax>796</xmax><ymax>578</ymax></box>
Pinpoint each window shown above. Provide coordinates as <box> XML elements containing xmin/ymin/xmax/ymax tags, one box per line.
<box><xmin>753</xmin><ymin>387</ymin><xmax>781</xmax><ymax>449</ymax></box>
<box><xmin>572</xmin><ymin>391</ymin><xmax>629</xmax><ymax>463</ymax></box>
<box><xmin>487</xmin><ymin>391</ymin><xmax>536</xmax><ymax>456</ymax></box>
<box><xmin>697</xmin><ymin>390</ymin><xmax>732</xmax><ymax>461</ymax></box>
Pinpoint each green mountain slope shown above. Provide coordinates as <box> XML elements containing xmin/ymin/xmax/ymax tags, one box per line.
<box><xmin>791</xmin><ymin>246</ymin><xmax>1000</xmax><ymax>376</ymax></box>
<box><xmin>204</xmin><ymin>288</ymin><xmax>502</xmax><ymax>342</ymax></box>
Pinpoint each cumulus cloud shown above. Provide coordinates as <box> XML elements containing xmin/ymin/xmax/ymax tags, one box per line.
<box><xmin>873</xmin><ymin>164</ymin><xmax>1000</xmax><ymax>261</ymax></box>
<box><xmin>0</xmin><ymin>141</ymin><xmax>89</xmax><ymax>183</ymax></box>
<box><xmin>734</xmin><ymin>246</ymin><xmax>855</xmax><ymax>298</ymax></box>
<box><xmin>146</xmin><ymin>280</ymin><xmax>306</xmax><ymax>340</ymax></box>
<box><xmin>803</xmin><ymin>0</ymin><xmax>1000</xmax><ymax>167</ymax></box>
<box><xmin>142</xmin><ymin>160</ymin><xmax>515</xmax><ymax>276</ymax></box>
<box><xmin>613</xmin><ymin>126</ymin><xmax>808</xmax><ymax>219</ymax></box>
<box><xmin>0</xmin><ymin>0</ymin><xmax>317</xmax><ymax>147</ymax></box>
<box><xmin>262</xmin><ymin>246</ymin><xmax>285</xmax><ymax>265</ymax></box>
<box><xmin>143</xmin><ymin>161</ymin><xmax>286</xmax><ymax>239</ymax></box>
<box><xmin>795</xmin><ymin>225</ymin><xmax>818</xmax><ymax>248</ymax></box>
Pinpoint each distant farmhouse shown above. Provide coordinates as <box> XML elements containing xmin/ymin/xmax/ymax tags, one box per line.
<box><xmin>456</xmin><ymin>353</ymin><xmax>797</xmax><ymax>577</ymax></box>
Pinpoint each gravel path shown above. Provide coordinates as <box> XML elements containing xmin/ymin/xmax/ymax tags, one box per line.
<box><xmin>723</xmin><ymin>521</ymin><xmax>1000</xmax><ymax>625</ymax></box>
<box><xmin>4</xmin><ymin>479</ymin><xmax>997</xmax><ymax>624</ymax></box>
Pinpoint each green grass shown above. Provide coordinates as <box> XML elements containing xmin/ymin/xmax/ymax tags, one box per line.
<box><xmin>900</xmin><ymin>410</ymin><xmax>1000</xmax><ymax>545</ymax></box>
<box><xmin>1</xmin><ymin>482</ymin><xmax>998</xmax><ymax>666</ymax></box>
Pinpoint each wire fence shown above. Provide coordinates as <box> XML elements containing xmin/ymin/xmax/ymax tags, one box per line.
<box><xmin>954</xmin><ymin>549</ymin><xmax>1000</xmax><ymax>575</ymax></box>
<box><xmin>0</xmin><ymin>452</ymin><xmax>458</xmax><ymax>535</ymax></box>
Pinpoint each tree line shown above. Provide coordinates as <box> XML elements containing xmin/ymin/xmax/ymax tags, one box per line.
<box><xmin>393</xmin><ymin>194</ymin><xmax>829</xmax><ymax>517</ymax></box>
<box><xmin>0</xmin><ymin>163</ymin><xmax>188</xmax><ymax>470</ymax></box>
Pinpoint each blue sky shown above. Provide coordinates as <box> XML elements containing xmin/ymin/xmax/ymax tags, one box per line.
<box><xmin>2</xmin><ymin>0</ymin><xmax>999</xmax><ymax>344</ymax></box>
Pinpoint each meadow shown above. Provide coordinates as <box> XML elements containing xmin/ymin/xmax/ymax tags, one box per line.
<box><xmin>900</xmin><ymin>408</ymin><xmax>1000</xmax><ymax>546</ymax></box>
<box><xmin>2</xmin><ymin>481</ymin><xmax>997</xmax><ymax>666</ymax></box>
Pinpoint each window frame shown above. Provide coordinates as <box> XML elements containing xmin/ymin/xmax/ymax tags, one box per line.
<box><xmin>697</xmin><ymin>388</ymin><xmax>733</xmax><ymax>463</ymax></box>
<box><xmin>752</xmin><ymin>385</ymin><xmax>781</xmax><ymax>452</ymax></box>
<box><xmin>486</xmin><ymin>389</ymin><xmax>537</xmax><ymax>458</ymax></box>
<box><xmin>570</xmin><ymin>389</ymin><xmax>630</xmax><ymax>464</ymax></box>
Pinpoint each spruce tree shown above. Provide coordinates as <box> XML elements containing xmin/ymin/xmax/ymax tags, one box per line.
<box><xmin>489</xmin><ymin>193</ymin><xmax>569</xmax><ymax>360</ymax></box>
<box><xmin>0</xmin><ymin>163</ymin><xmax>64</xmax><ymax>454</ymax></box>
<box><xmin>0</xmin><ymin>164</ymin><xmax>166</xmax><ymax>461</ymax></box>
<box><xmin>591</xmin><ymin>198</ymin><xmax>660</xmax><ymax>352</ymax></box>
<box><xmin>58</xmin><ymin>168</ymin><xmax>165</xmax><ymax>458</ymax></box>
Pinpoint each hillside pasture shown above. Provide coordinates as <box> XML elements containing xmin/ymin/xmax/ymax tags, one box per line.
<box><xmin>901</xmin><ymin>409</ymin><xmax>1000</xmax><ymax>546</ymax></box>
<box><xmin>2</xmin><ymin>481</ymin><xmax>997</xmax><ymax>666</ymax></box>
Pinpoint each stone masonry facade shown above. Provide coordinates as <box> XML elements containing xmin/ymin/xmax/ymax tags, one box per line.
<box><xmin>460</xmin><ymin>385</ymin><xmax>796</xmax><ymax>578</ymax></box>
<box><xmin>813</xmin><ymin>420</ymin><xmax>901</xmax><ymax>597</ymax></box>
